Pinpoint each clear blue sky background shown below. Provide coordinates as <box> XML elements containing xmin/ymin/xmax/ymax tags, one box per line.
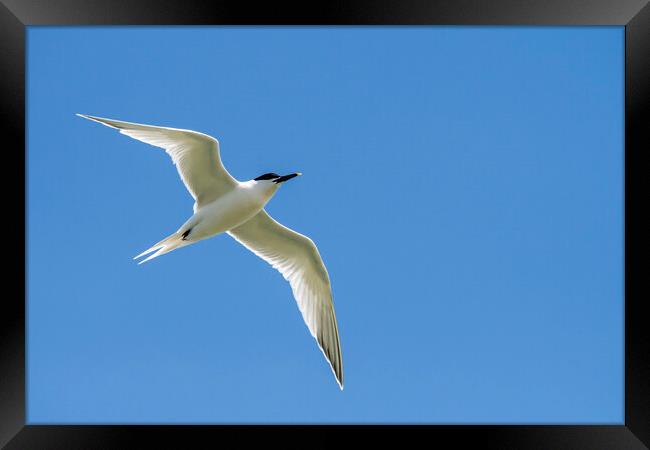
<box><xmin>27</xmin><ymin>26</ymin><xmax>623</xmax><ymax>423</ymax></box>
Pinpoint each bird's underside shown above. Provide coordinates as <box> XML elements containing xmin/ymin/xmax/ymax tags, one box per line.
<box><xmin>77</xmin><ymin>113</ymin><xmax>344</xmax><ymax>389</ymax></box>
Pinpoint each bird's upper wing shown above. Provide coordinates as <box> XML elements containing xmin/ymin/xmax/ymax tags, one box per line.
<box><xmin>77</xmin><ymin>114</ymin><xmax>238</xmax><ymax>209</ymax></box>
<box><xmin>228</xmin><ymin>210</ymin><xmax>344</xmax><ymax>389</ymax></box>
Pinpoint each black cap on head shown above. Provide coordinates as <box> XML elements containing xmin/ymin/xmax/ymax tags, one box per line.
<box><xmin>254</xmin><ymin>172</ymin><xmax>280</xmax><ymax>181</ymax></box>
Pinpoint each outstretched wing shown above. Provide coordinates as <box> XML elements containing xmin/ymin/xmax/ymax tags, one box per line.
<box><xmin>228</xmin><ymin>210</ymin><xmax>344</xmax><ymax>389</ymax></box>
<box><xmin>77</xmin><ymin>114</ymin><xmax>238</xmax><ymax>209</ymax></box>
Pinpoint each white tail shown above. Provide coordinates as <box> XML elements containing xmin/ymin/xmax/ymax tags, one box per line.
<box><xmin>134</xmin><ymin>232</ymin><xmax>190</xmax><ymax>264</ymax></box>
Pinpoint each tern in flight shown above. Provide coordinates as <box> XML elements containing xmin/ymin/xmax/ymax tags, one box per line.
<box><xmin>77</xmin><ymin>114</ymin><xmax>344</xmax><ymax>389</ymax></box>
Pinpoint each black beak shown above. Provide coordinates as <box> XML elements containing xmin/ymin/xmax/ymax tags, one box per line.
<box><xmin>273</xmin><ymin>172</ymin><xmax>302</xmax><ymax>183</ymax></box>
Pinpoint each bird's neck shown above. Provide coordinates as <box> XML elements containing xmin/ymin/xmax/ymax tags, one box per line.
<box><xmin>241</xmin><ymin>180</ymin><xmax>279</xmax><ymax>203</ymax></box>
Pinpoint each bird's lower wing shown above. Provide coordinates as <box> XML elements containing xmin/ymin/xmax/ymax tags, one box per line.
<box><xmin>228</xmin><ymin>210</ymin><xmax>344</xmax><ymax>389</ymax></box>
<box><xmin>77</xmin><ymin>114</ymin><xmax>238</xmax><ymax>209</ymax></box>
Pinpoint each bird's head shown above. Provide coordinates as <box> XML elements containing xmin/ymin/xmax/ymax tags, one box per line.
<box><xmin>254</xmin><ymin>172</ymin><xmax>302</xmax><ymax>185</ymax></box>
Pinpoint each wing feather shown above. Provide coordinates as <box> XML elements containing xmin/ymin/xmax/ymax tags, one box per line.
<box><xmin>77</xmin><ymin>114</ymin><xmax>238</xmax><ymax>208</ymax></box>
<box><xmin>228</xmin><ymin>210</ymin><xmax>344</xmax><ymax>389</ymax></box>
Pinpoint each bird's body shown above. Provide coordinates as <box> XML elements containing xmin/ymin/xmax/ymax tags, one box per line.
<box><xmin>77</xmin><ymin>114</ymin><xmax>344</xmax><ymax>389</ymax></box>
<box><xmin>171</xmin><ymin>181</ymin><xmax>276</xmax><ymax>247</ymax></box>
<box><xmin>134</xmin><ymin>180</ymin><xmax>277</xmax><ymax>263</ymax></box>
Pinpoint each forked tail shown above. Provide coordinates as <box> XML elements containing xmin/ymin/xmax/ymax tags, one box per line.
<box><xmin>134</xmin><ymin>232</ymin><xmax>190</xmax><ymax>264</ymax></box>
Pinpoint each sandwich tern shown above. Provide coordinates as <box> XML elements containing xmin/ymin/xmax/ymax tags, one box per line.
<box><xmin>77</xmin><ymin>114</ymin><xmax>343</xmax><ymax>389</ymax></box>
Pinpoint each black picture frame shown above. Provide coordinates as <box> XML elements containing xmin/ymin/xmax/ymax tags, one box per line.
<box><xmin>2</xmin><ymin>1</ymin><xmax>648</xmax><ymax>448</ymax></box>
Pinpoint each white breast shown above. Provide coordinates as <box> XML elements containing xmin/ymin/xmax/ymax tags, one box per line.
<box><xmin>185</xmin><ymin>181</ymin><xmax>277</xmax><ymax>241</ymax></box>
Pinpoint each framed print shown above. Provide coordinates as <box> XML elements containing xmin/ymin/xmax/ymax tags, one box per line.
<box><xmin>2</xmin><ymin>0</ymin><xmax>649</xmax><ymax>448</ymax></box>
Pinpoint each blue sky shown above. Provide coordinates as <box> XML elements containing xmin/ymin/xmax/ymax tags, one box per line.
<box><xmin>27</xmin><ymin>26</ymin><xmax>623</xmax><ymax>423</ymax></box>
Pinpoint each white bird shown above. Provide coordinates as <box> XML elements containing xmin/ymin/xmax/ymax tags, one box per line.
<box><xmin>77</xmin><ymin>114</ymin><xmax>344</xmax><ymax>389</ymax></box>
